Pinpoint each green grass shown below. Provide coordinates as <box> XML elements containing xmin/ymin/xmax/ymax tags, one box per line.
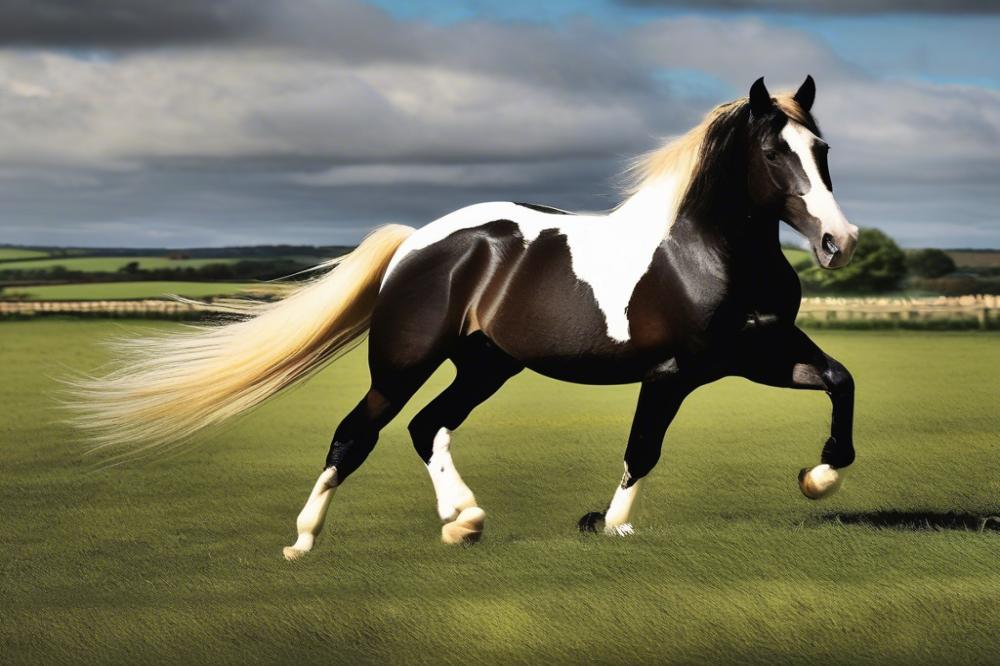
<box><xmin>782</xmin><ymin>247</ymin><xmax>813</xmax><ymax>270</ymax></box>
<box><xmin>0</xmin><ymin>248</ymin><xmax>49</xmax><ymax>261</ymax></box>
<box><xmin>2</xmin><ymin>322</ymin><xmax>998</xmax><ymax>664</ymax></box>
<box><xmin>0</xmin><ymin>255</ymin><xmax>242</xmax><ymax>272</ymax></box>
<box><xmin>4</xmin><ymin>281</ymin><xmax>260</xmax><ymax>300</ymax></box>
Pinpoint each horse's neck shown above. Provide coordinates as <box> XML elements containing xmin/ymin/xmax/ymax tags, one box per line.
<box><xmin>611</xmin><ymin>177</ymin><xmax>681</xmax><ymax>225</ymax></box>
<box><xmin>609</xmin><ymin>169</ymin><xmax>786</xmax><ymax>280</ymax></box>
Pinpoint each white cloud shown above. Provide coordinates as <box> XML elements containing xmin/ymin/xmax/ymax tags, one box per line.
<box><xmin>0</xmin><ymin>1</ymin><xmax>996</xmax><ymax>247</ymax></box>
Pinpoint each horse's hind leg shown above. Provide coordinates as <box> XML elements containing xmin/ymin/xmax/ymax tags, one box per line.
<box><xmin>408</xmin><ymin>333</ymin><xmax>522</xmax><ymax>543</ymax></box>
<box><xmin>283</xmin><ymin>381</ymin><xmax>427</xmax><ymax>560</ymax></box>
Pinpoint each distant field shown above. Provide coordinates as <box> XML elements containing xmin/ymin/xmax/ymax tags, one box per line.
<box><xmin>0</xmin><ymin>248</ymin><xmax>49</xmax><ymax>261</ymax></box>
<box><xmin>0</xmin><ymin>256</ymin><xmax>243</xmax><ymax>272</ymax></box>
<box><xmin>946</xmin><ymin>250</ymin><xmax>1000</xmax><ymax>269</ymax></box>
<box><xmin>781</xmin><ymin>247</ymin><xmax>813</xmax><ymax>269</ymax></box>
<box><xmin>3</xmin><ymin>323</ymin><xmax>999</xmax><ymax>663</ymax></box>
<box><xmin>4</xmin><ymin>281</ymin><xmax>259</xmax><ymax>300</ymax></box>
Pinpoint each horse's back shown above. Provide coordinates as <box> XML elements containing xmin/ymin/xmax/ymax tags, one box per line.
<box><xmin>374</xmin><ymin>201</ymin><xmax>680</xmax><ymax>383</ymax></box>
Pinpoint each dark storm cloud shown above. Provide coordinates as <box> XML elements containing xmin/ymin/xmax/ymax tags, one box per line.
<box><xmin>621</xmin><ymin>0</ymin><xmax>1000</xmax><ymax>13</ymax></box>
<box><xmin>0</xmin><ymin>157</ymin><xmax>622</xmax><ymax>247</ymax></box>
<box><xmin>0</xmin><ymin>0</ymin><xmax>270</xmax><ymax>47</ymax></box>
<box><xmin>0</xmin><ymin>0</ymin><xmax>997</xmax><ymax>248</ymax></box>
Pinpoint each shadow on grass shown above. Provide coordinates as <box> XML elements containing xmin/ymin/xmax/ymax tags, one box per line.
<box><xmin>818</xmin><ymin>511</ymin><xmax>1000</xmax><ymax>533</ymax></box>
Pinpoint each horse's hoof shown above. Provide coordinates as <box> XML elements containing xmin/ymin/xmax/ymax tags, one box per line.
<box><xmin>441</xmin><ymin>506</ymin><xmax>485</xmax><ymax>545</ymax></box>
<box><xmin>604</xmin><ymin>523</ymin><xmax>635</xmax><ymax>537</ymax></box>
<box><xmin>282</xmin><ymin>546</ymin><xmax>309</xmax><ymax>561</ymax></box>
<box><xmin>283</xmin><ymin>533</ymin><xmax>315</xmax><ymax>560</ymax></box>
<box><xmin>798</xmin><ymin>464</ymin><xmax>844</xmax><ymax>500</ymax></box>
<box><xmin>578</xmin><ymin>511</ymin><xmax>606</xmax><ymax>533</ymax></box>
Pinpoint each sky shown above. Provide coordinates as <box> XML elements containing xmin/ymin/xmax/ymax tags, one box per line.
<box><xmin>0</xmin><ymin>0</ymin><xmax>998</xmax><ymax>249</ymax></box>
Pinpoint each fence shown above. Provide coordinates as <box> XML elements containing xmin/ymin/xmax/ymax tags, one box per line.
<box><xmin>0</xmin><ymin>298</ymin><xmax>234</xmax><ymax>319</ymax></box>
<box><xmin>2</xmin><ymin>294</ymin><xmax>998</xmax><ymax>329</ymax></box>
<box><xmin>797</xmin><ymin>295</ymin><xmax>997</xmax><ymax>330</ymax></box>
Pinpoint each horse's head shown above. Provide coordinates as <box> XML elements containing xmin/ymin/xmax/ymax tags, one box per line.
<box><xmin>746</xmin><ymin>76</ymin><xmax>858</xmax><ymax>269</ymax></box>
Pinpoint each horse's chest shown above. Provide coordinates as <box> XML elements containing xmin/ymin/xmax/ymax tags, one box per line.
<box><xmin>734</xmin><ymin>258</ymin><xmax>803</xmax><ymax>327</ymax></box>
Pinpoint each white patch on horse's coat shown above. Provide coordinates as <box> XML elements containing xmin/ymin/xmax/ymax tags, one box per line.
<box><xmin>426</xmin><ymin>428</ymin><xmax>477</xmax><ymax>522</ymax></box>
<box><xmin>604</xmin><ymin>473</ymin><xmax>643</xmax><ymax>535</ymax></box>
<box><xmin>781</xmin><ymin>122</ymin><xmax>852</xmax><ymax>239</ymax></box>
<box><xmin>383</xmin><ymin>180</ymin><xmax>677</xmax><ymax>342</ymax></box>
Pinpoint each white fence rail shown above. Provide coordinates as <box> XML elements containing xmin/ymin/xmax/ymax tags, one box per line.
<box><xmin>1</xmin><ymin>294</ymin><xmax>997</xmax><ymax>328</ymax></box>
<box><xmin>797</xmin><ymin>295</ymin><xmax>997</xmax><ymax>329</ymax></box>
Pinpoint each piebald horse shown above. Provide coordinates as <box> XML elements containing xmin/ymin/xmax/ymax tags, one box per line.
<box><xmin>74</xmin><ymin>76</ymin><xmax>859</xmax><ymax>559</ymax></box>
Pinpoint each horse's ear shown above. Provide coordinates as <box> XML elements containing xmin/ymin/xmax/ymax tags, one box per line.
<box><xmin>748</xmin><ymin>77</ymin><xmax>772</xmax><ymax>116</ymax></box>
<box><xmin>794</xmin><ymin>75</ymin><xmax>816</xmax><ymax>112</ymax></box>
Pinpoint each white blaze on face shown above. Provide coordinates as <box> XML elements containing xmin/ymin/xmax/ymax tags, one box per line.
<box><xmin>780</xmin><ymin>122</ymin><xmax>858</xmax><ymax>265</ymax></box>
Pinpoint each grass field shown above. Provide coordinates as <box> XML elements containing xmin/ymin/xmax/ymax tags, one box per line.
<box><xmin>946</xmin><ymin>250</ymin><xmax>1000</xmax><ymax>269</ymax></box>
<box><xmin>3</xmin><ymin>281</ymin><xmax>261</xmax><ymax>300</ymax></box>
<box><xmin>2</xmin><ymin>322</ymin><xmax>998</xmax><ymax>664</ymax></box>
<box><xmin>0</xmin><ymin>248</ymin><xmax>49</xmax><ymax>261</ymax></box>
<box><xmin>0</xmin><ymin>256</ymin><xmax>242</xmax><ymax>272</ymax></box>
<box><xmin>781</xmin><ymin>247</ymin><xmax>813</xmax><ymax>270</ymax></box>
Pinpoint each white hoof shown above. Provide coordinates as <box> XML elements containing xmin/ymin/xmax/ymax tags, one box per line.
<box><xmin>441</xmin><ymin>506</ymin><xmax>485</xmax><ymax>545</ymax></box>
<box><xmin>282</xmin><ymin>533</ymin><xmax>315</xmax><ymax>561</ymax></box>
<box><xmin>799</xmin><ymin>464</ymin><xmax>845</xmax><ymax>500</ymax></box>
<box><xmin>283</xmin><ymin>546</ymin><xmax>308</xmax><ymax>561</ymax></box>
<box><xmin>604</xmin><ymin>522</ymin><xmax>635</xmax><ymax>537</ymax></box>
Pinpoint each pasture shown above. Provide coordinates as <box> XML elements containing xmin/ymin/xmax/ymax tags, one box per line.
<box><xmin>2</xmin><ymin>281</ymin><xmax>260</xmax><ymax>301</ymax></box>
<box><xmin>0</xmin><ymin>255</ymin><xmax>241</xmax><ymax>272</ymax></box>
<box><xmin>947</xmin><ymin>250</ymin><xmax>1000</xmax><ymax>270</ymax></box>
<box><xmin>781</xmin><ymin>246</ymin><xmax>813</xmax><ymax>270</ymax></box>
<box><xmin>2</xmin><ymin>321</ymin><xmax>998</xmax><ymax>664</ymax></box>
<box><xmin>0</xmin><ymin>248</ymin><xmax>49</xmax><ymax>261</ymax></box>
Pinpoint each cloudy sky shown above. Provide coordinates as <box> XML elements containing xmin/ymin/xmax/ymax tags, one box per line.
<box><xmin>1</xmin><ymin>0</ymin><xmax>998</xmax><ymax>249</ymax></box>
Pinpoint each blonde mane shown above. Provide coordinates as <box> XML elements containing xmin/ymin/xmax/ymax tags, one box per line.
<box><xmin>619</xmin><ymin>92</ymin><xmax>810</xmax><ymax>219</ymax></box>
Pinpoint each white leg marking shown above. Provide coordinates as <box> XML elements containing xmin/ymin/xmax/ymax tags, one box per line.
<box><xmin>426</xmin><ymin>428</ymin><xmax>477</xmax><ymax>522</ymax></box>
<box><xmin>604</xmin><ymin>474</ymin><xmax>643</xmax><ymax>536</ymax></box>
<box><xmin>283</xmin><ymin>467</ymin><xmax>337</xmax><ymax>560</ymax></box>
<box><xmin>799</xmin><ymin>463</ymin><xmax>845</xmax><ymax>500</ymax></box>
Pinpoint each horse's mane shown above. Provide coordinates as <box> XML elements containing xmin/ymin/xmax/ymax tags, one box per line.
<box><xmin>619</xmin><ymin>92</ymin><xmax>811</xmax><ymax>221</ymax></box>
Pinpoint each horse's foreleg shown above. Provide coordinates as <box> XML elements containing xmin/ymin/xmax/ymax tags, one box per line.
<box><xmin>799</xmin><ymin>354</ymin><xmax>855</xmax><ymax>499</ymax></box>
<box><xmin>408</xmin><ymin>333</ymin><xmax>522</xmax><ymax>544</ymax></box>
<box><xmin>580</xmin><ymin>378</ymin><xmax>690</xmax><ymax>536</ymax></box>
<box><xmin>736</xmin><ymin>326</ymin><xmax>855</xmax><ymax>500</ymax></box>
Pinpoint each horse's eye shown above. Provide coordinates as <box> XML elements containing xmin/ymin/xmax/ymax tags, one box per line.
<box><xmin>764</xmin><ymin>151</ymin><xmax>778</xmax><ymax>162</ymax></box>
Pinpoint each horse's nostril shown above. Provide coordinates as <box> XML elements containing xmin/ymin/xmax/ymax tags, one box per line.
<box><xmin>822</xmin><ymin>233</ymin><xmax>840</xmax><ymax>256</ymax></box>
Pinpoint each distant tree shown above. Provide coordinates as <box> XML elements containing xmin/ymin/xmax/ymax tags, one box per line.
<box><xmin>197</xmin><ymin>263</ymin><xmax>236</xmax><ymax>280</ymax></box>
<box><xmin>119</xmin><ymin>261</ymin><xmax>141</xmax><ymax>275</ymax></box>
<box><xmin>800</xmin><ymin>228</ymin><xmax>907</xmax><ymax>293</ymax></box>
<box><xmin>906</xmin><ymin>248</ymin><xmax>956</xmax><ymax>278</ymax></box>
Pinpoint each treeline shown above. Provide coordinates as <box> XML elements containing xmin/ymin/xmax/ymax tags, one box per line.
<box><xmin>0</xmin><ymin>244</ymin><xmax>352</xmax><ymax>260</ymax></box>
<box><xmin>797</xmin><ymin>229</ymin><xmax>1000</xmax><ymax>295</ymax></box>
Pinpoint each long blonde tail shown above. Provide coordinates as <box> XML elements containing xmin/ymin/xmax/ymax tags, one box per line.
<box><xmin>69</xmin><ymin>224</ymin><xmax>414</xmax><ymax>455</ymax></box>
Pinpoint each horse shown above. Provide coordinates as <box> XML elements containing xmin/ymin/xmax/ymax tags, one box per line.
<box><xmin>72</xmin><ymin>75</ymin><xmax>859</xmax><ymax>560</ymax></box>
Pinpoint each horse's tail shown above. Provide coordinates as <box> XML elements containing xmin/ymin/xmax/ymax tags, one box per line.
<box><xmin>69</xmin><ymin>224</ymin><xmax>414</xmax><ymax>456</ymax></box>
